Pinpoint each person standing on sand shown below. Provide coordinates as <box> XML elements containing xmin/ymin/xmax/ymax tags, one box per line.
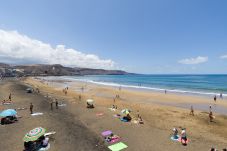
<box><xmin>50</xmin><ymin>101</ymin><xmax>53</xmax><ymax>110</ymax></box>
<box><xmin>209</xmin><ymin>105</ymin><xmax>212</xmax><ymax>112</ymax></box>
<box><xmin>165</xmin><ymin>90</ymin><xmax>167</xmax><ymax>94</ymax></box>
<box><xmin>214</xmin><ymin>95</ymin><xmax>217</xmax><ymax>102</ymax></box>
<box><xmin>190</xmin><ymin>105</ymin><xmax>194</xmax><ymax>116</ymax></box>
<box><xmin>30</xmin><ymin>103</ymin><xmax>33</xmax><ymax>114</ymax></box>
<box><xmin>220</xmin><ymin>93</ymin><xmax>223</xmax><ymax>99</ymax></box>
<box><xmin>9</xmin><ymin>93</ymin><xmax>12</xmax><ymax>101</ymax></box>
<box><xmin>137</xmin><ymin>110</ymin><xmax>140</xmax><ymax>118</ymax></box>
<box><xmin>55</xmin><ymin>100</ymin><xmax>58</xmax><ymax>109</ymax></box>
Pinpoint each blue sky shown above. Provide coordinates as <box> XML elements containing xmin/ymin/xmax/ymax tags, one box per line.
<box><xmin>0</xmin><ymin>0</ymin><xmax>227</xmax><ymax>74</ymax></box>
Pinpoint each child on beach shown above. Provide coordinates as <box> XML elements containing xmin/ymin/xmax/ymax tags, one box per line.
<box><xmin>209</xmin><ymin>111</ymin><xmax>215</xmax><ymax>122</ymax></box>
<box><xmin>172</xmin><ymin>128</ymin><xmax>178</xmax><ymax>139</ymax></box>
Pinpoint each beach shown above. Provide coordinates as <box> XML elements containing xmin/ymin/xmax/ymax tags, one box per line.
<box><xmin>1</xmin><ymin>77</ymin><xmax>227</xmax><ymax>150</ymax></box>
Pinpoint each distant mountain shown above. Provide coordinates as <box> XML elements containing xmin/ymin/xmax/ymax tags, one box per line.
<box><xmin>0</xmin><ymin>63</ymin><xmax>129</xmax><ymax>77</ymax></box>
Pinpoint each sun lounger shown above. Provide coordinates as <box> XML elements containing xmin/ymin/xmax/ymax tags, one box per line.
<box><xmin>108</xmin><ymin>142</ymin><xmax>128</xmax><ymax>151</ymax></box>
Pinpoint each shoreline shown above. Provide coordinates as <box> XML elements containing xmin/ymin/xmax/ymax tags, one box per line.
<box><xmin>36</xmin><ymin>76</ymin><xmax>227</xmax><ymax>98</ymax></box>
<box><xmin>34</xmin><ymin>76</ymin><xmax>227</xmax><ymax>115</ymax></box>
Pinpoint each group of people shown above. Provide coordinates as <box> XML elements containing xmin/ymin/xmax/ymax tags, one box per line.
<box><xmin>24</xmin><ymin>135</ymin><xmax>49</xmax><ymax>151</ymax></box>
<box><xmin>214</xmin><ymin>93</ymin><xmax>224</xmax><ymax>102</ymax></box>
<box><xmin>172</xmin><ymin>128</ymin><xmax>188</xmax><ymax>146</ymax></box>
<box><xmin>50</xmin><ymin>99</ymin><xmax>58</xmax><ymax>110</ymax></box>
<box><xmin>1</xmin><ymin>115</ymin><xmax>17</xmax><ymax>125</ymax></box>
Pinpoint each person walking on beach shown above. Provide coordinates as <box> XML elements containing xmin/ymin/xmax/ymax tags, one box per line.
<box><xmin>190</xmin><ymin>105</ymin><xmax>194</xmax><ymax>116</ymax></box>
<box><xmin>55</xmin><ymin>100</ymin><xmax>58</xmax><ymax>109</ymax></box>
<box><xmin>30</xmin><ymin>103</ymin><xmax>33</xmax><ymax>114</ymax></box>
<box><xmin>165</xmin><ymin>90</ymin><xmax>167</xmax><ymax>94</ymax></box>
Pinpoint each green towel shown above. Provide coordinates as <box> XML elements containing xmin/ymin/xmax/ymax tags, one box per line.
<box><xmin>108</xmin><ymin>142</ymin><xmax>128</xmax><ymax>151</ymax></box>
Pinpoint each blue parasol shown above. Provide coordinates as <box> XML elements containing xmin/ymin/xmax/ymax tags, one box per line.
<box><xmin>0</xmin><ymin>109</ymin><xmax>17</xmax><ymax>117</ymax></box>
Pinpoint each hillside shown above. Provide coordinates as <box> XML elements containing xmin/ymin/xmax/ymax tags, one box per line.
<box><xmin>0</xmin><ymin>63</ymin><xmax>128</xmax><ymax>76</ymax></box>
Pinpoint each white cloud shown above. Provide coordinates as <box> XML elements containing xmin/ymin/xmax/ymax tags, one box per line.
<box><xmin>220</xmin><ymin>54</ymin><xmax>227</xmax><ymax>59</ymax></box>
<box><xmin>0</xmin><ymin>29</ymin><xmax>116</xmax><ymax>69</ymax></box>
<box><xmin>178</xmin><ymin>56</ymin><xmax>208</xmax><ymax>65</ymax></box>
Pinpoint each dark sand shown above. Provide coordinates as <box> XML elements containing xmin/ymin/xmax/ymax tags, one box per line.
<box><xmin>0</xmin><ymin>79</ymin><xmax>107</xmax><ymax>151</ymax></box>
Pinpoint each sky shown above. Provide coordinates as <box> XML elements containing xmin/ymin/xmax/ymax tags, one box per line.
<box><xmin>0</xmin><ymin>0</ymin><xmax>227</xmax><ymax>74</ymax></box>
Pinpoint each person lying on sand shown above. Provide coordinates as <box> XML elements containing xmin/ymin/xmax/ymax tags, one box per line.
<box><xmin>122</xmin><ymin>114</ymin><xmax>132</xmax><ymax>122</ymax></box>
<box><xmin>105</xmin><ymin>133</ymin><xmax>119</xmax><ymax>142</ymax></box>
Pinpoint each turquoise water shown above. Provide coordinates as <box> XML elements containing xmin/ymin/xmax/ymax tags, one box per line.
<box><xmin>52</xmin><ymin>74</ymin><xmax>227</xmax><ymax>96</ymax></box>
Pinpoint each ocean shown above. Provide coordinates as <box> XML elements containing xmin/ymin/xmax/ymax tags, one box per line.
<box><xmin>45</xmin><ymin>74</ymin><xmax>227</xmax><ymax>97</ymax></box>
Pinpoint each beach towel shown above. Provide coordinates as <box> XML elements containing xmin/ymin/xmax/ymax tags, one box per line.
<box><xmin>108</xmin><ymin>142</ymin><xmax>128</xmax><ymax>151</ymax></box>
<box><xmin>96</xmin><ymin>113</ymin><xmax>104</xmax><ymax>116</ymax></box>
<box><xmin>113</xmin><ymin>114</ymin><xmax>121</xmax><ymax>118</ymax></box>
<box><xmin>58</xmin><ymin>104</ymin><xmax>66</xmax><ymax>107</ymax></box>
<box><xmin>106</xmin><ymin>136</ymin><xmax>120</xmax><ymax>144</ymax></box>
<box><xmin>102</xmin><ymin>130</ymin><xmax>112</xmax><ymax>137</ymax></box>
<box><xmin>38</xmin><ymin>143</ymin><xmax>50</xmax><ymax>151</ymax></box>
<box><xmin>17</xmin><ymin>107</ymin><xmax>27</xmax><ymax>110</ymax></box>
<box><xmin>120</xmin><ymin>118</ymin><xmax>129</xmax><ymax>122</ymax></box>
<box><xmin>2</xmin><ymin>102</ymin><xmax>12</xmax><ymax>105</ymax></box>
<box><xmin>44</xmin><ymin>131</ymin><xmax>56</xmax><ymax>137</ymax></box>
<box><xmin>109</xmin><ymin>108</ymin><xmax>116</xmax><ymax>112</ymax></box>
<box><xmin>170</xmin><ymin>135</ymin><xmax>179</xmax><ymax>141</ymax></box>
<box><xmin>31</xmin><ymin>112</ymin><xmax>43</xmax><ymax>116</ymax></box>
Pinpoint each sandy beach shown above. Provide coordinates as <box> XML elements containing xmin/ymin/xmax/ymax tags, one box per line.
<box><xmin>1</xmin><ymin>77</ymin><xmax>227</xmax><ymax>151</ymax></box>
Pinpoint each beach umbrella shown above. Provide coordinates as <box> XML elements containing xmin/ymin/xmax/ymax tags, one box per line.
<box><xmin>0</xmin><ymin>109</ymin><xmax>17</xmax><ymax>117</ymax></box>
<box><xmin>121</xmin><ymin>109</ymin><xmax>131</xmax><ymax>114</ymax></box>
<box><xmin>86</xmin><ymin>99</ymin><xmax>94</xmax><ymax>105</ymax></box>
<box><xmin>23</xmin><ymin>127</ymin><xmax>46</xmax><ymax>142</ymax></box>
